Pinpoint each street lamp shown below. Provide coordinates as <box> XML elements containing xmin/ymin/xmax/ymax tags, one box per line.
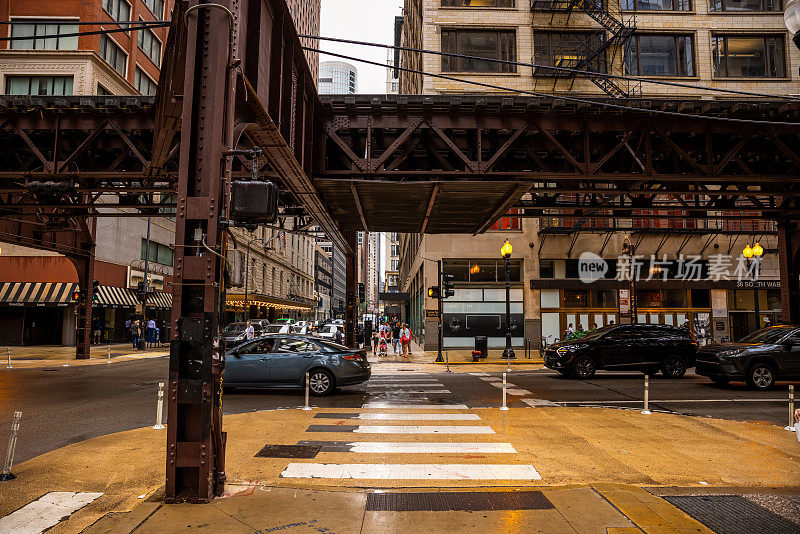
<box><xmin>786</xmin><ymin>0</ymin><xmax>800</xmax><ymax>52</ymax></box>
<box><xmin>743</xmin><ymin>242</ymin><xmax>765</xmax><ymax>332</ymax></box>
<box><xmin>500</xmin><ymin>239</ymin><xmax>516</xmax><ymax>359</ymax></box>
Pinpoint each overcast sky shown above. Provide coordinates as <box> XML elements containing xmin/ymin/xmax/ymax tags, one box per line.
<box><xmin>319</xmin><ymin>0</ymin><xmax>404</xmax><ymax>94</ymax></box>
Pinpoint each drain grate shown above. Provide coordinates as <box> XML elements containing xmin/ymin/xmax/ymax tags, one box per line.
<box><xmin>664</xmin><ymin>495</ymin><xmax>800</xmax><ymax>534</ymax></box>
<box><xmin>366</xmin><ymin>491</ymin><xmax>553</xmax><ymax>512</ymax></box>
<box><xmin>254</xmin><ymin>444</ymin><xmax>320</xmax><ymax>459</ymax></box>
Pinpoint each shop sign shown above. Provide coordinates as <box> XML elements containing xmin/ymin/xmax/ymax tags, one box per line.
<box><xmin>618</xmin><ymin>289</ymin><xmax>630</xmax><ymax>315</ymax></box>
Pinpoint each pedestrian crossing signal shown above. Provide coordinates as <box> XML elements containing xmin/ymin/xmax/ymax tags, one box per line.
<box><xmin>427</xmin><ymin>286</ymin><xmax>440</xmax><ymax>299</ymax></box>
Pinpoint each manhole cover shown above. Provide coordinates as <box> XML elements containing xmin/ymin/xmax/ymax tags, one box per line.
<box><xmin>366</xmin><ymin>491</ymin><xmax>553</xmax><ymax>512</ymax></box>
<box><xmin>254</xmin><ymin>444</ymin><xmax>320</xmax><ymax>459</ymax></box>
<box><xmin>664</xmin><ymin>495</ymin><xmax>799</xmax><ymax>534</ymax></box>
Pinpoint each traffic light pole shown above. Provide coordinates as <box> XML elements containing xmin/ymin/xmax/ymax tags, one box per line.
<box><xmin>140</xmin><ymin>216</ymin><xmax>150</xmax><ymax>350</ymax></box>
<box><xmin>435</xmin><ymin>260</ymin><xmax>443</xmax><ymax>363</ymax></box>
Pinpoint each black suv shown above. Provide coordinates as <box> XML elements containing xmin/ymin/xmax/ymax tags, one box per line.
<box><xmin>695</xmin><ymin>325</ymin><xmax>800</xmax><ymax>390</ymax></box>
<box><xmin>543</xmin><ymin>323</ymin><xmax>698</xmax><ymax>379</ymax></box>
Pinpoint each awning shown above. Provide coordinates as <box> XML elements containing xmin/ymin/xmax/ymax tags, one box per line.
<box><xmin>0</xmin><ymin>282</ymin><xmax>78</xmax><ymax>306</ymax></box>
<box><xmin>226</xmin><ymin>293</ymin><xmax>313</xmax><ymax>310</ymax></box>
<box><xmin>94</xmin><ymin>285</ymin><xmax>139</xmax><ymax>308</ymax></box>
<box><xmin>147</xmin><ymin>291</ymin><xmax>172</xmax><ymax>309</ymax></box>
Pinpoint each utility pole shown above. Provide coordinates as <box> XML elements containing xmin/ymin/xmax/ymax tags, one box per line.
<box><xmin>437</xmin><ymin>260</ymin><xmax>443</xmax><ymax>363</ymax></box>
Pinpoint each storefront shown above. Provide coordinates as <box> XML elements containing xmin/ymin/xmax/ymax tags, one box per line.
<box><xmin>0</xmin><ymin>282</ymin><xmax>78</xmax><ymax>346</ymax></box>
<box><xmin>93</xmin><ymin>285</ymin><xmax>173</xmax><ymax>343</ymax></box>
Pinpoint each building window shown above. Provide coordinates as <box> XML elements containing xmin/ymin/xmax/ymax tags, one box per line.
<box><xmin>99</xmin><ymin>35</ymin><xmax>127</xmax><ymax>76</ymax></box>
<box><xmin>6</xmin><ymin>76</ymin><xmax>73</xmax><ymax>96</ymax></box>
<box><xmin>712</xmin><ymin>35</ymin><xmax>785</xmax><ymax>78</ymax></box>
<box><xmin>533</xmin><ymin>32</ymin><xmax>606</xmax><ymax>75</ymax></box>
<box><xmin>625</xmin><ymin>34</ymin><xmax>694</xmax><ymax>76</ymax></box>
<box><xmin>10</xmin><ymin>19</ymin><xmax>78</xmax><ymax>50</ymax></box>
<box><xmin>441</xmin><ymin>29</ymin><xmax>516</xmax><ymax>73</ymax></box>
<box><xmin>442</xmin><ymin>0</ymin><xmax>514</xmax><ymax>6</ymax></box>
<box><xmin>143</xmin><ymin>0</ymin><xmax>165</xmax><ymax>18</ymax></box>
<box><xmin>622</xmin><ymin>0</ymin><xmax>690</xmax><ymax>10</ymax></box>
<box><xmin>97</xmin><ymin>84</ymin><xmax>111</xmax><ymax>95</ymax></box>
<box><xmin>489</xmin><ymin>209</ymin><xmax>521</xmax><ymax>231</ymax></box>
<box><xmin>134</xmin><ymin>67</ymin><xmax>157</xmax><ymax>95</ymax></box>
<box><xmin>710</xmin><ymin>0</ymin><xmax>781</xmax><ymax>10</ymax></box>
<box><xmin>141</xmin><ymin>239</ymin><xmax>174</xmax><ymax>266</ymax></box>
<box><xmin>137</xmin><ymin>25</ymin><xmax>162</xmax><ymax>67</ymax></box>
<box><xmin>103</xmin><ymin>0</ymin><xmax>131</xmax><ymax>24</ymax></box>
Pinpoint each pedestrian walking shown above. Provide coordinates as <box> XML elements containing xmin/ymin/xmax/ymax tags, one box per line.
<box><xmin>392</xmin><ymin>322</ymin><xmax>401</xmax><ymax>355</ymax></box>
<box><xmin>245</xmin><ymin>321</ymin><xmax>255</xmax><ymax>341</ymax></box>
<box><xmin>92</xmin><ymin>316</ymin><xmax>103</xmax><ymax>344</ymax></box>
<box><xmin>130</xmin><ymin>320</ymin><xmax>140</xmax><ymax>349</ymax></box>
<box><xmin>400</xmin><ymin>324</ymin><xmax>412</xmax><ymax>356</ymax></box>
<box><xmin>124</xmin><ymin>318</ymin><xmax>132</xmax><ymax>344</ymax></box>
<box><xmin>146</xmin><ymin>318</ymin><xmax>156</xmax><ymax>348</ymax></box>
<box><xmin>372</xmin><ymin>329</ymin><xmax>379</xmax><ymax>354</ymax></box>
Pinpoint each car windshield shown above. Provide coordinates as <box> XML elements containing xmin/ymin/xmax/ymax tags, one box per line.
<box><xmin>223</xmin><ymin>323</ymin><xmax>246</xmax><ymax>333</ymax></box>
<box><xmin>739</xmin><ymin>326</ymin><xmax>795</xmax><ymax>344</ymax></box>
<box><xmin>579</xmin><ymin>324</ymin><xmax>617</xmax><ymax>341</ymax></box>
<box><xmin>263</xmin><ymin>325</ymin><xmax>285</xmax><ymax>333</ymax></box>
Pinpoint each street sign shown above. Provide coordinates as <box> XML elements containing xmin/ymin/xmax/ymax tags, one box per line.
<box><xmin>618</xmin><ymin>289</ymin><xmax>630</xmax><ymax>315</ymax></box>
<box><xmin>425</xmin><ymin>309</ymin><xmax>439</xmax><ymax>318</ymax></box>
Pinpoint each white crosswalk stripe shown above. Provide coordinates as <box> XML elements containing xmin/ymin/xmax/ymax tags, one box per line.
<box><xmin>280</xmin><ymin>463</ymin><xmax>542</xmax><ymax>480</ymax></box>
<box><xmin>361</xmin><ymin>403</ymin><xmax>470</xmax><ymax>409</ymax></box>
<box><xmin>342</xmin><ymin>442</ymin><xmax>517</xmax><ymax>453</ymax></box>
<box><xmin>0</xmin><ymin>492</ymin><xmax>103</xmax><ymax>534</ymax></box>
<box><xmin>344</xmin><ymin>413</ymin><xmax>481</xmax><ymax>420</ymax></box>
<box><xmin>349</xmin><ymin>425</ymin><xmax>495</xmax><ymax>434</ymax></box>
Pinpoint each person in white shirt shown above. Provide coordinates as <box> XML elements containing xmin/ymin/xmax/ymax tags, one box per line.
<box><xmin>146</xmin><ymin>319</ymin><xmax>157</xmax><ymax>347</ymax></box>
<box><xmin>245</xmin><ymin>321</ymin><xmax>255</xmax><ymax>341</ymax></box>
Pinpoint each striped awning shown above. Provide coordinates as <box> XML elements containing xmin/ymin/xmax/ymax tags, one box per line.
<box><xmin>94</xmin><ymin>285</ymin><xmax>139</xmax><ymax>308</ymax></box>
<box><xmin>146</xmin><ymin>291</ymin><xmax>172</xmax><ymax>310</ymax></box>
<box><xmin>0</xmin><ymin>282</ymin><xmax>78</xmax><ymax>306</ymax></box>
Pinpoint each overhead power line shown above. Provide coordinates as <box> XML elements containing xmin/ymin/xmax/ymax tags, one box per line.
<box><xmin>304</xmin><ymin>46</ymin><xmax>800</xmax><ymax>128</ymax></box>
<box><xmin>299</xmin><ymin>33</ymin><xmax>800</xmax><ymax>103</ymax></box>
<box><xmin>0</xmin><ymin>22</ymin><xmax>170</xmax><ymax>42</ymax></box>
<box><xmin>0</xmin><ymin>20</ymin><xmax>170</xmax><ymax>25</ymax></box>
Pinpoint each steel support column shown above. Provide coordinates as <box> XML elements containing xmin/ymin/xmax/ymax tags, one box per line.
<box><xmin>778</xmin><ymin>220</ymin><xmax>800</xmax><ymax>324</ymax></box>
<box><xmin>345</xmin><ymin>230</ymin><xmax>357</xmax><ymax>348</ymax></box>
<box><xmin>69</xmin><ymin>228</ymin><xmax>95</xmax><ymax>360</ymax></box>
<box><xmin>166</xmin><ymin>0</ymin><xmax>235</xmax><ymax>503</ymax></box>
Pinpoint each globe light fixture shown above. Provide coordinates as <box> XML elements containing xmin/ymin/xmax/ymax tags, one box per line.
<box><xmin>501</xmin><ymin>239</ymin><xmax>513</xmax><ymax>258</ymax></box>
<box><xmin>753</xmin><ymin>242</ymin><xmax>764</xmax><ymax>257</ymax></box>
<box><xmin>743</xmin><ymin>244</ymin><xmax>753</xmax><ymax>258</ymax></box>
<box><xmin>786</xmin><ymin>0</ymin><xmax>800</xmax><ymax>51</ymax></box>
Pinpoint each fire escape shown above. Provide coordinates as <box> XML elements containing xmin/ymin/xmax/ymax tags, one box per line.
<box><xmin>531</xmin><ymin>0</ymin><xmax>637</xmax><ymax>97</ymax></box>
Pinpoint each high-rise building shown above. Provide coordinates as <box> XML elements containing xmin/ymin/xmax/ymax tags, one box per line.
<box><xmin>367</xmin><ymin>232</ymin><xmax>381</xmax><ymax>312</ymax></box>
<box><xmin>384</xmin><ymin>232</ymin><xmax>400</xmax><ymax>292</ymax></box>
<box><xmin>396</xmin><ymin>0</ymin><xmax>793</xmax><ymax>350</ymax></box>
<box><xmin>315</xmin><ymin>245</ymin><xmax>332</xmax><ymax>321</ymax></box>
<box><xmin>286</xmin><ymin>0</ymin><xmax>321</xmax><ymax>81</ymax></box>
<box><xmin>319</xmin><ymin>60</ymin><xmax>358</xmax><ymax>94</ymax></box>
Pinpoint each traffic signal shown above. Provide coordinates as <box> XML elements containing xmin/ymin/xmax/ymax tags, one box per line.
<box><xmin>137</xmin><ymin>281</ymin><xmax>147</xmax><ymax>303</ymax></box>
<box><xmin>92</xmin><ymin>280</ymin><xmax>100</xmax><ymax>302</ymax></box>
<box><xmin>357</xmin><ymin>283</ymin><xmax>365</xmax><ymax>302</ymax></box>
<box><xmin>427</xmin><ymin>286</ymin><xmax>440</xmax><ymax>299</ymax></box>
<box><xmin>72</xmin><ymin>289</ymin><xmax>82</xmax><ymax>302</ymax></box>
<box><xmin>442</xmin><ymin>273</ymin><xmax>455</xmax><ymax>298</ymax></box>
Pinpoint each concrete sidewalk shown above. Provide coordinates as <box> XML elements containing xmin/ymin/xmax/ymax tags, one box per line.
<box><xmin>368</xmin><ymin>341</ymin><xmax>544</xmax><ymax>372</ymax></box>
<box><xmin>2</xmin><ymin>405</ymin><xmax>800</xmax><ymax>532</ymax></box>
<box><xmin>1</xmin><ymin>343</ymin><xmax>169</xmax><ymax>368</ymax></box>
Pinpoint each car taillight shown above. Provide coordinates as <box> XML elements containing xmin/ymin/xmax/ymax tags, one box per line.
<box><xmin>342</xmin><ymin>353</ymin><xmax>363</xmax><ymax>361</ymax></box>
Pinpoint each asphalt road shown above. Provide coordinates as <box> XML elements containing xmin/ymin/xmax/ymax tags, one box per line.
<box><xmin>0</xmin><ymin>357</ymin><xmax>794</xmax><ymax>463</ymax></box>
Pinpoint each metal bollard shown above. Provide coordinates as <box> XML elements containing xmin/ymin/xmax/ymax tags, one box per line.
<box><xmin>641</xmin><ymin>374</ymin><xmax>652</xmax><ymax>415</ymax></box>
<box><xmin>500</xmin><ymin>372</ymin><xmax>509</xmax><ymax>411</ymax></box>
<box><xmin>0</xmin><ymin>411</ymin><xmax>22</xmax><ymax>481</ymax></box>
<box><xmin>302</xmin><ymin>371</ymin><xmax>312</xmax><ymax>411</ymax></box>
<box><xmin>445</xmin><ymin>350</ymin><xmax>450</xmax><ymax>373</ymax></box>
<box><xmin>152</xmin><ymin>383</ymin><xmax>165</xmax><ymax>429</ymax></box>
<box><xmin>107</xmin><ymin>345</ymin><xmax>111</xmax><ymax>364</ymax></box>
<box><xmin>786</xmin><ymin>385</ymin><xmax>795</xmax><ymax>431</ymax></box>
<box><xmin>5</xmin><ymin>348</ymin><xmax>10</xmax><ymax>369</ymax></box>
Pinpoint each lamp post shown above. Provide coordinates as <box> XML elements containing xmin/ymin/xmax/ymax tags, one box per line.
<box><xmin>622</xmin><ymin>238</ymin><xmax>638</xmax><ymax>324</ymax></box>
<box><xmin>501</xmin><ymin>239</ymin><xmax>516</xmax><ymax>360</ymax></box>
<box><xmin>786</xmin><ymin>0</ymin><xmax>800</xmax><ymax>54</ymax></box>
<box><xmin>743</xmin><ymin>242</ymin><xmax>765</xmax><ymax>332</ymax></box>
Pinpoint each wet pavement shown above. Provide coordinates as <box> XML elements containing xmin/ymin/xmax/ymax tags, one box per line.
<box><xmin>0</xmin><ymin>356</ymin><xmax>795</xmax><ymax>463</ymax></box>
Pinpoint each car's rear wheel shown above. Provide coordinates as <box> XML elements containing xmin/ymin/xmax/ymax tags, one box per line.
<box><xmin>308</xmin><ymin>369</ymin><xmax>335</xmax><ymax>396</ymax></box>
<box><xmin>746</xmin><ymin>363</ymin><xmax>776</xmax><ymax>390</ymax></box>
<box><xmin>661</xmin><ymin>355</ymin><xmax>687</xmax><ymax>378</ymax></box>
<box><xmin>571</xmin><ymin>356</ymin><xmax>596</xmax><ymax>379</ymax></box>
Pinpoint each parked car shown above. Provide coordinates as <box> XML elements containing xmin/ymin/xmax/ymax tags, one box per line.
<box><xmin>223</xmin><ymin>334</ymin><xmax>370</xmax><ymax>395</ymax></box>
<box><xmin>275</xmin><ymin>318</ymin><xmax>295</xmax><ymax>325</ymax></box>
<box><xmin>222</xmin><ymin>322</ymin><xmax>263</xmax><ymax>348</ymax></box>
<box><xmin>317</xmin><ymin>324</ymin><xmax>342</xmax><ymax>341</ymax></box>
<box><xmin>695</xmin><ymin>325</ymin><xmax>800</xmax><ymax>390</ymax></box>
<box><xmin>251</xmin><ymin>319</ymin><xmax>271</xmax><ymax>329</ymax></box>
<box><xmin>262</xmin><ymin>323</ymin><xmax>292</xmax><ymax>335</ymax></box>
<box><xmin>543</xmin><ymin>323</ymin><xmax>698</xmax><ymax>379</ymax></box>
<box><xmin>292</xmin><ymin>324</ymin><xmax>309</xmax><ymax>334</ymax></box>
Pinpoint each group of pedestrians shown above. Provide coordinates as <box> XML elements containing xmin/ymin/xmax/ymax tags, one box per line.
<box><xmin>124</xmin><ymin>317</ymin><xmax>164</xmax><ymax>349</ymax></box>
<box><xmin>371</xmin><ymin>320</ymin><xmax>413</xmax><ymax>357</ymax></box>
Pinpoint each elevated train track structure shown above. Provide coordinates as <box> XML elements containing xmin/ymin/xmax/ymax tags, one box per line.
<box><xmin>1</xmin><ymin>0</ymin><xmax>800</xmax><ymax>502</ymax></box>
